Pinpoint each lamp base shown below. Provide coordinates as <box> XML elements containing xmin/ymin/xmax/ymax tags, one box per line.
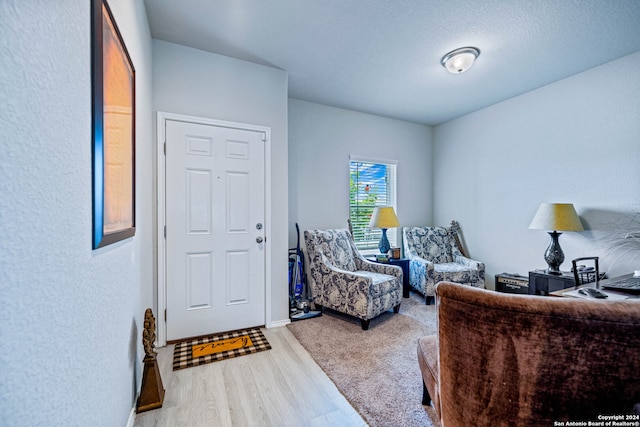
<box><xmin>544</xmin><ymin>231</ymin><xmax>564</xmax><ymax>275</ymax></box>
<box><xmin>378</xmin><ymin>228</ymin><xmax>390</xmax><ymax>255</ymax></box>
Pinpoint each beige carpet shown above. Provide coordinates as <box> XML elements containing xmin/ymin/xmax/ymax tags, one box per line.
<box><xmin>287</xmin><ymin>293</ymin><xmax>441</xmax><ymax>427</ymax></box>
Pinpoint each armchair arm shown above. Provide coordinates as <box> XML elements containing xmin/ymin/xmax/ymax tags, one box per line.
<box><xmin>311</xmin><ymin>251</ymin><xmax>365</xmax><ymax>281</ymax></box>
<box><xmin>406</xmin><ymin>256</ymin><xmax>436</xmax><ymax>297</ymax></box>
<box><xmin>453</xmin><ymin>254</ymin><xmax>484</xmax><ymax>271</ymax></box>
<box><xmin>452</xmin><ymin>255</ymin><xmax>486</xmax><ymax>282</ymax></box>
<box><xmin>316</xmin><ymin>263</ymin><xmax>376</xmax><ymax>294</ymax></box>
<box><xmin>355</xmin><ymin>257</ymin><xmax>403</xmax><ymax>280</ymax></box>
<box><xmin>406</xmin><ymin>255</ymin><xmax>435</xmax><ymax>273</ymax></box>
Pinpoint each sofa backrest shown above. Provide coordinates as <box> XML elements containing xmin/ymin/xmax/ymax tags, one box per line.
<box><xmin>403</xmin><ymin>226</ymin><xmax>455</xmax><ymax>263</ymax></box>
<box><xmin>435</xmin><ymin>281</ymin><xmax>640</xmax><ymax>426</ymax></box>
<box><xmin>304</xmin><ymin>229</ymin><xmax>357</xmax><ymax>272</ymax></box>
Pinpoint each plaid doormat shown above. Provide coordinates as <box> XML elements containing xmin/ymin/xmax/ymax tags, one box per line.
<box><xmin>172</xmin><ymin>327</ymin><xmax>271</xmax><ymax>371</ymax></box>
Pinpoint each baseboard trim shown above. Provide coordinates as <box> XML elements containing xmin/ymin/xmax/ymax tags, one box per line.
<box><xmin>268</xmin><ymin>318</ymin><xmax>291</xmax><ymax>328</ymax></box>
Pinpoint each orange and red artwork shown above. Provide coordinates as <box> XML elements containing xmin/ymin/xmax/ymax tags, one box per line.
<box><xmin>92</xmin><ymin>0</ymin><xmax>135</xmax><ymax>249</ymax></box>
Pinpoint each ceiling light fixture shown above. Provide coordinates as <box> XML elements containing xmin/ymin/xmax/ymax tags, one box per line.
<box><xmin>441</xmin><ymin>47</ymin><xmax>480</xmax><ymax>74</ymax></box>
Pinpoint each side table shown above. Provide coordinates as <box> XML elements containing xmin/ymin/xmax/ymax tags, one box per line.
<box><xmin>368</xmin><ymin>257</ymin><xmax>411</xmax><ymax>298</ymax></box>
<box><xmin>528</xmin><ymin>270</ymin><xmax>575</xmax><ymax>295</ymax></box>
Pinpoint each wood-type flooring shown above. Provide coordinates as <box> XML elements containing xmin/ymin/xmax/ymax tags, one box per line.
<box><xmin>133</xmin><ymin>326</ymin><xmax>366</xmax><ymax>427</ymax></box>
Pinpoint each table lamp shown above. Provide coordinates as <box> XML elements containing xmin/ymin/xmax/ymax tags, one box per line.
<box><xmin>529</xmin><ymin>203</ymin><xmax>583</xmax><ymax>275</ymax></box>
<box><xmin>369</xmin><ymin>206</ymin><xmax>400</xmax><ymax>255</ymax></box>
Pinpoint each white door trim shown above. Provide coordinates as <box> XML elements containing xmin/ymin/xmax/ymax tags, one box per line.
<box><xmin>156</xmin><ymin>111</ymin><xmax>272</xmax><ymax>347</ymax></box>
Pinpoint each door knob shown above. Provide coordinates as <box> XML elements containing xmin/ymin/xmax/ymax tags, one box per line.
<box><xmin>256</xmin><ymin>237</ymin><xmax>264</xmax><ymax>243</ymax></box>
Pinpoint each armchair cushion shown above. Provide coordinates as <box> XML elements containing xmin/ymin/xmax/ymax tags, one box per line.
<box><xmin>417</xmin><ymin>335</ymin><xmax>439</xmax><ymax>414</ymax></box>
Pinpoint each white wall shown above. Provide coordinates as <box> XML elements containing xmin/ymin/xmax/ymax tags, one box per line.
<box><xmin>434</xmin><ymin>52</ymin><xmax>640</xmax><ymax>288</ymax></box>
<box><xmin>288</xmin><ymin>99</ymin><xmax>433</xmax><ymax>248</ymax></box>
<box><xmin>152</xmin><ymin>40</ymin><xmax>290</xmax><ymax>325</ymax></box>
<box><xmin>0</xmin><ymin>0</ymin><xmax>153</xmax><ymax>425</ymax></box>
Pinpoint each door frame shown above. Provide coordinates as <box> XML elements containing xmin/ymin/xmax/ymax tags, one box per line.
<box><xmin>156</xmin><ymin>111</ymin><xmax>272</xmax><ymax>347</ymax></box>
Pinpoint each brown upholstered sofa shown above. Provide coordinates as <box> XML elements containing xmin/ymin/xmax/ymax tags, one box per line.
<box><xmin>418</xmin><ymin>281</ymin><xmax>640</xmax><ymax>426</ymax></box>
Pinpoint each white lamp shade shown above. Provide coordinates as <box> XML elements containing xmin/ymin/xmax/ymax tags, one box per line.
<box><xmin>528</xmin><ymin>203</ymin><xmax>584</xmax><ymax>231</ymax></box>
<box><xmin>368</xmin><ymin>206</ymin><xmax>400</xmax><ymax>229</ymax></box>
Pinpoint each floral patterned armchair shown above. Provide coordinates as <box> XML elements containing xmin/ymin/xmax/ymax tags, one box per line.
<box><xmin>403</xmin><ymin>223</ymin><xmax>485</xmax><ymax>304</ymax></box>
<box><xmin>304</xmin><ymin>229</ymin><xmax>403</xmax><ymax>330</ymax></box>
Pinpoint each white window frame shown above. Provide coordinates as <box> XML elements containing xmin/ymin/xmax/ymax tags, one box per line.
<box><xmin>349</xmin><ymin>155</ymin><xmax>398</xmax><ymax>253</ymax></box>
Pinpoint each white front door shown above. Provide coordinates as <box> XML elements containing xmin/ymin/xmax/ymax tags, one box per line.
<box><xmin>165</xmin><ymin>119</ymin><xmax>266</xmax><ymax>341</ymax></box>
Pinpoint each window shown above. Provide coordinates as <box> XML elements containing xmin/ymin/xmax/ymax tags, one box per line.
<box><xmin>349</xmin><ymin>156</ymin><xmax>397</xmax><ymax>251</ymax></box>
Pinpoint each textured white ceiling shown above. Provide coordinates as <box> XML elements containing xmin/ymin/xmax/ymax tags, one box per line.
<box><xmin>144</xmin><ymin>0</ymin><xmax>640</xmax><ymax>125</ymax></box>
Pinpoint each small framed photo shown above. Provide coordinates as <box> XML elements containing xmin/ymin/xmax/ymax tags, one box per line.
<box><xmin>91</xmin><ymin>0</ymin><xmax>135</xmax><ymax>249</ymax></box>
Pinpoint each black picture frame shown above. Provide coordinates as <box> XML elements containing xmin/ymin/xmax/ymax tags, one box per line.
<box><xmin>92</xmin><ymin>0</ymin><xmax>136</xmax><ymax>249</ymax></box>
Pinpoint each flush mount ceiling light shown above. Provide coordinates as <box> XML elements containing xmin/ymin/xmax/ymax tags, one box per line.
<box><xmin>441</xmin><ymin>47</ymin><xmax>480</xmax><ymax>74</ymax></box>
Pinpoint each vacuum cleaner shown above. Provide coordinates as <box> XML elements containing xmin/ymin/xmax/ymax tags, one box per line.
<box><xmin>289</xmin><ymin>223</ymin><xmax>321</xmax><ymax>321</ymax></box>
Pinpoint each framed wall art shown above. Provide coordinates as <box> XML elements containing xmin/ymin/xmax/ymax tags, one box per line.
<box><xmin>92</xmin><ymin>0</ymin><xmax>135</xmax><ymax>249</ymax></box>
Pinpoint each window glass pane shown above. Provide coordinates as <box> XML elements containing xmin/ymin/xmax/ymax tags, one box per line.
<box><xmin>349</xmin><ymin>159</ymin><xmax>397</xmax><ymax>250</ymax></box>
